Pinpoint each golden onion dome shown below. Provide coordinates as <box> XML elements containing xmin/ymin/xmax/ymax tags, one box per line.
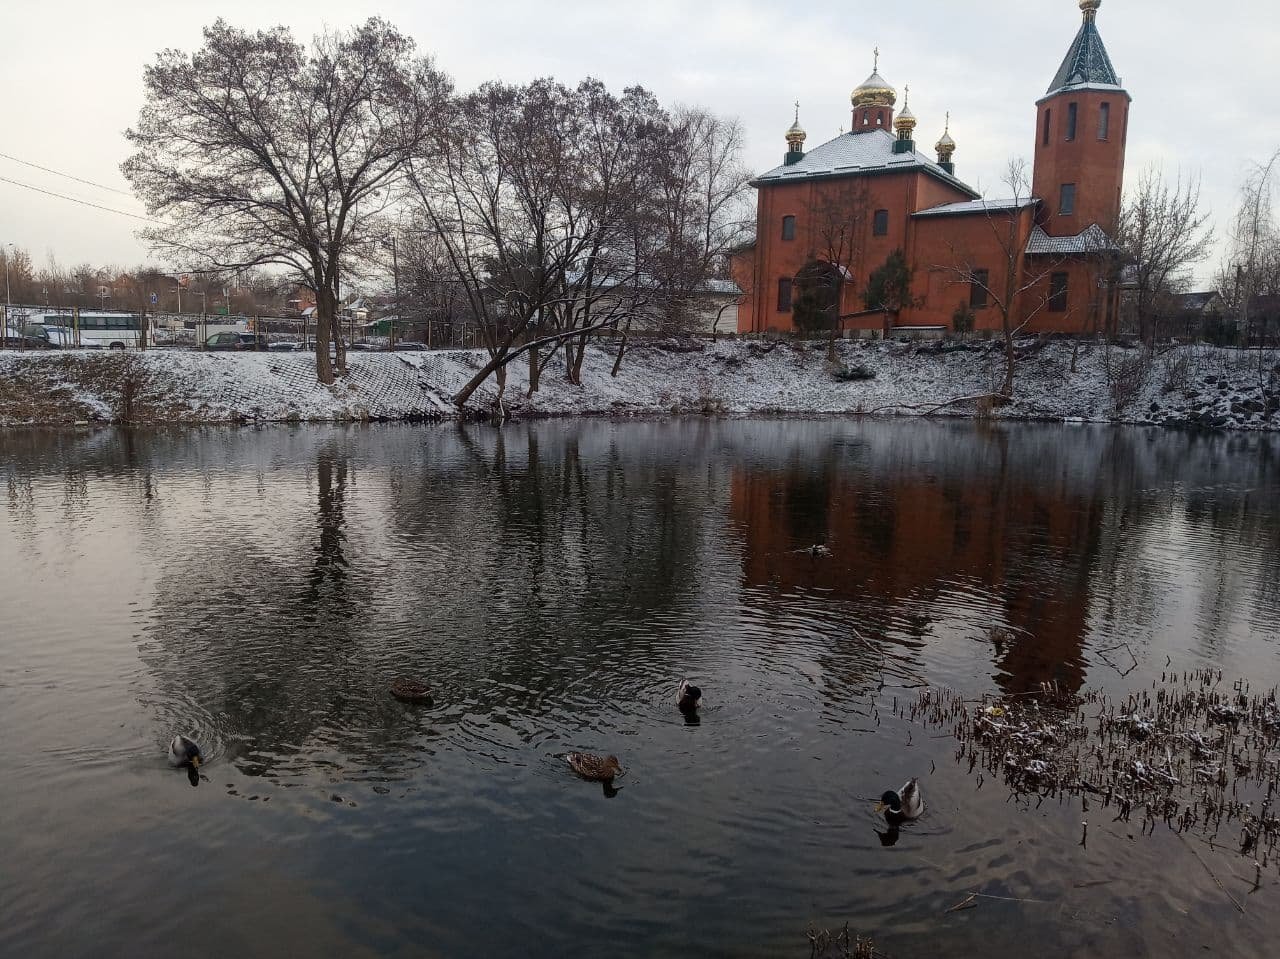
<box><xmin>852</xmin><ymin>71</ymin><xmax>896</xmax><ymax>108</ymax></box>
<box><xmin>936</xmin><ymin>112</ymin><xmax>956</xmax><ymax>155</ymax></box>
<box><xmin>785</xmin><ymin>102</ymin><xmax>806</xmax><ymax>147</ymax></box>
<box><xmin>894</xmin><ymin>86</ymin><xmax>917</xmax><ymax>133</ymax></box>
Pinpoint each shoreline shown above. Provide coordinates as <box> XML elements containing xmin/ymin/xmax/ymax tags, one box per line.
<box><xmin>2</xmin><ymin>339</ymin><xmax>1278</xmax><ymax>432</ymax></box>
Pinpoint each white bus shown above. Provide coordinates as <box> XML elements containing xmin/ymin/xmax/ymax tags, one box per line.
<box><xmin>28</xmin><ymin>312</ymin><xmax>144</xmax><ymax>349</ymax></box>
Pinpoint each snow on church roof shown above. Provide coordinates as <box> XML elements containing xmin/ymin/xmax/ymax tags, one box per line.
<box><xmin>1044</xmin><ymin>12</ymin><xmax>1125</xmax><ymax>99</ymax></box>
<box><xmin>753</xmin><ymin>128</ymin><xmax>978</xmax><ymax>198</ymax></box>
<box><xmin>912</xmin><ymin>197</ymin><xmax>1038</xmax><ymax>218</ymax></box>
<box><xmin>1024</xmin><ymin>224</ymin><xmax>1121</xmax><ymax>255</ymax></box>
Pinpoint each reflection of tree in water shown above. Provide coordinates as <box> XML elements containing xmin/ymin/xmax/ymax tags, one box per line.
<box><xmin>10</xmin><ymin>418</ymin><xmax>1278</xmax><ymax>784</ymax></box>
<box><xmin>384</xmin><ymin>422</ymin><xmax>724</xmax><ymax>720</ymax></box>
<box><xmin>300</xmin><ymin>450</ymin><xmax>350</xmax><ymax>621</ymax></box>
<box><xmin>139</xmin><ymin>441</ymin><xmax>420</xmax><ymax>783</ymax></box>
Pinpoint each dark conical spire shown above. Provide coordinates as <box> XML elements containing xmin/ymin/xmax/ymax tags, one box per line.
<box><xmin>1046</xmin><ymin>0</ymin><xmax>1122</xmax><ymax>96</ymax></box>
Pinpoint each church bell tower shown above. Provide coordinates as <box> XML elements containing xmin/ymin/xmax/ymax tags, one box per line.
<box><xmin>1032</xmin><ymin>0</ymin><xmax>1131</xmax><ymax>236</ymax></box>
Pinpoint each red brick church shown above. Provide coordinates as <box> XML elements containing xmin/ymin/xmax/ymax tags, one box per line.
<box><xmin>734</xmin><ymin>0</ymin><xmax>1130</xmax><ymax>337</ymax></box>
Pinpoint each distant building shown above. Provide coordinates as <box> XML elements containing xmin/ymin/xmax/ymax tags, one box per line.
<box><xmin>1244</xmin><ymin>294</ymin><xmax>1280</xmax><ymax>345</ymax></box>
<box><xmin>1148</xmin><ymin>291</ymin><xmax>1225</xmax><ymax>339</ymax></box>
<box><xmin>734</xmin><ymin>0</ymin><xmax>1130</xmax><ymax>338</ymax></box>
<box><xmin>287</xmin><ymin>286</ymin><xmax>317</xmax><ymax>316</ymax></box>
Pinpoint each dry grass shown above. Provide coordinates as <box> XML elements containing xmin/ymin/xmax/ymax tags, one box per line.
<box><xmin>0</xmin><ymin>354</ymin><xmax>187</xmax><ymax>425</ymax></box>
<box><xmin>898</xmin><ymin>669</ymin><xmax>1280</xmax><ymax>878</ymax></box>
<box><xmin>807</xmin><ymin>923</ymin><xmax>880</xmax><ymax>959</ymax></box>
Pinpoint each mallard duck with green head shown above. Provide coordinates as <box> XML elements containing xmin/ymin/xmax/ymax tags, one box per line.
<box><xmin>875</xmin><ymin>777</ymin><xmax>923</xmax><ymax>823</ymax></box>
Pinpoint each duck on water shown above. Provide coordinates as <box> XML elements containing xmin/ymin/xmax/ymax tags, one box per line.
<box><xmin>169</xmin><ymin>735</ymin><xmax>204</xmax><ymax>787</ymax></box>
<box><xmin>677</xmin><ymin>680</ymin><xmax>702</xmax><ymax>713</ymax></box>
<box><xmin>875</xmin><ymin>778</ymin><xmax>924</xmax><ymax>824</ymax></box>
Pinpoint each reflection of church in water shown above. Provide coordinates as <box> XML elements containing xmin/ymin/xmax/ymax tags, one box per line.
<box><xmin>728</xmin><ymin>431</ymin><xmax>1105</xmax><ymax>694</ymax></box>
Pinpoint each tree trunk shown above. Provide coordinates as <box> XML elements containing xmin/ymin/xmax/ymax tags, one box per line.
<box><xmin>569</xmin><ymin>332</ymin><xmax>588</xmax><ymax>384</ymax></box>
<box><xmin>564</xmin><ymin>336</ymin><xmax>579</xmax><ymax>384</ymax></box>
<box><xmin>453</xmin><ymin>348</ymin><xmax>509</xmax><ymax>408</ymax></box>
<box><xmin>454</xmin><ymin>321</ymin><xmax>612</xmax><ymax>409</ymax></box>
<box><xmin>612</xmin><ymin>330</ymin><xmax>628</xmax><ymax>377</ymax></box>
<box><xmin>1001</xmin><ymin>321</ymin><xmax>1016</xmax><ymax>398</ymax></box>
<box><xmin>493</xmin><ymin>364</ymin><xmax>508</xmax><ymax>422</ymax></box>
<box><xmin>528</xmin><ymin>342</ymin><xmax>540</xmax><ymax>396</ymax></box>
<box><xmin>334</xmin><ymin>308</ymin><xmax>348</xmax><ymax>376</ymax></box>
<box><xmin>315</xmin><ymin>290</ymin><xmax>335</xmax><ymax>385</ymax></box>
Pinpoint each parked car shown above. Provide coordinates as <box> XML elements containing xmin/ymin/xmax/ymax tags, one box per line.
<box><xmin>391</xmin><ymin>342</ymin><xmax>427</xmax><ymax>351</ymax></box>
<box><xmin>3</xmin><ymin>325</ymin><xmax>58</xmax><ymax>349</ymax></box>
<box><xmin>204</xmin><ymin>332</ymin><xmax>267</xmax><ymax>351</ymax></box>
<box><xmin>266</xmin><ymin>340</ymin><xmax>303</xmax><ymax>352</ymax></box>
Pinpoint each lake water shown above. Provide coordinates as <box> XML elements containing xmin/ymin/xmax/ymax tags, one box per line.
<box><xmin>2</xmin><ymin>419</ymin><xmax>1279</xmax><ymax>958</ymax></box>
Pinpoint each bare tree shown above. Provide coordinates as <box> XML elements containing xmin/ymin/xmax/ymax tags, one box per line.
<box><xmin>549</xmin><ymin>82</ymin><xmax>671</xmax><ymax>387</ymax></box>
<box><xmin>1117</xmin><ymin>166</ymin><xmax>1213</xmax><ymax>343</ymax></box>
<box><xmin>1220</xmin><ymin>150</ymin><xmax>1280</xmax><ymax>346</ymax></box>
<box><xmin>123</xmin><ymin>18</ymin><xmax>449</xmax><ymax>383</ymax></box>
<box><xmin>646</xmin><ymin>106</ymin><xmax>751</xmax><ymax>336</ymax></box>
<box><xmin>938</xmin><ymin>159</ymin><xmax>1054</xmax><ymax>398</ymax></box>
<box><xmin>2</xmin><ymin>247</ymin><xmax>34</xmax><ymax>346</ymax></box>
<box><xmin>407</xmin><ymin>79</ymin><xmax>674</xmax><ymax>410</ymax></box>
<box><xmin>793</xmin><ymin>179</ymin><xmax>872</xmax><ymax>359</ymax></box>
<box><xmin>395</xmin><ymin>224</ymin><xmax>467</xmax><ymax>345</ymax></box>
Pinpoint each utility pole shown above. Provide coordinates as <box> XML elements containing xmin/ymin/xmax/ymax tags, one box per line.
<box><xmin>3</xmin><ymin>243</ymin><xmax>11</xmax><ymax>349</ymax></box>
<box><xmin>389</xmin><ymin>234</ymin><xmax>400</xmax><ymax>350</ymax></box>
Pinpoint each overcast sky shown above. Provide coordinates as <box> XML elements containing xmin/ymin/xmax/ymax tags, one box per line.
<box><xmin>1</xmin><ymin>0</ymin><xmax>1275</xmax><ymax>286</ymax></box>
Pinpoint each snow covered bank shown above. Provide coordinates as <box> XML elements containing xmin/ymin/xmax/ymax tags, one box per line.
<box><xmin>1</xmin><ymin>339</ymin><xmax>1278</xmax><ymax>430</ymax></box>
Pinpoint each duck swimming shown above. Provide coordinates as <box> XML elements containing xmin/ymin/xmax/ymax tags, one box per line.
<box><xmin>389</xmin><ymin>677</ymin><xmax>433</xmax><ymax>705</ymax></box>
<box><xmin>677</xmin><ymin>680</ymin><xmax>702</xmax><ymax>713</ymax></box>
<box><xmin>566</xmin><ymin>752</ymin><xmax>623</xmax><ymax>783</ymax></box>
<box><xmin>168</xmin><ymin>734</ymin><xmax>203</xmax><ymax>787</ymax></box>
<box><xmin>875</xmin><ymin>777</ymin><xmax>923</xmax><ymax>823</ymax></box>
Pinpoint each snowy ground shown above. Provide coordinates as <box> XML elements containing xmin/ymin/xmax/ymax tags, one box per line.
<box><xmin>1</xmin><ymin>339</ymin><xmax>1278</xmax><ymax>430</ymax></box>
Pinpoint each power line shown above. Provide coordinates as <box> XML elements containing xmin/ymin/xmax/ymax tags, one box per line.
<box><xmin>0</xmin><ymin>174</ymin><xmax>160</xmax><ymax>224</ymax></box>
<box><xmin>0</xmin><ymin>150</ymin><xmax>136</xmax><ymax>197</ymax></box>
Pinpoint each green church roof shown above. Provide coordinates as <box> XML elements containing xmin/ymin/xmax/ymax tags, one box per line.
<box><xmin>1045</xmin><ymin>10</ymin><xmax>1124</xmax><ymax>99</ymax></box>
